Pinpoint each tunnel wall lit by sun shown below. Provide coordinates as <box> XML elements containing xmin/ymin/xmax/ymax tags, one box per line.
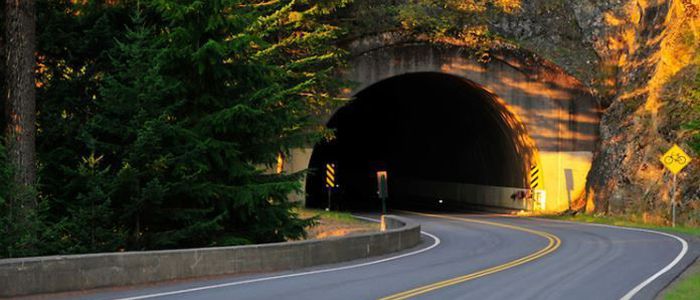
<box><xmin>282</xmin><ymin>43</ymin><xmax>600</xmax><ymax>212</ymax></box>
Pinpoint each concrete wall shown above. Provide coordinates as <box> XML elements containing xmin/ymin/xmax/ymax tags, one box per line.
<box><xmin>286</xmin><ymin>42</ymin><xmax>600</xmax><ymax>212</ymax></box>
<box><xmin>539</xmin><ymin>151</ymin><xmax>594</xmax><ymax>211</ymax></box>
<box><xmin>0</xmin><ymin>215</ymin><xmax>420</xmax><ymax>298</ymax></box>
<box><xmin>287</xmin><ymin>148</ymin><xmax>313</xmax><ymax>203</ymax></box>
<box><xmin>394</xmin><ymin>179</ymin><xmax>533</xmax><ymax>211</ymax></box>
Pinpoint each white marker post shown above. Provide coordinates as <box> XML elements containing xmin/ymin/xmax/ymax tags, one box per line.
<box><xmin>672</xmin><ymin>173</ymin><xmax>677</xmax><ymax>227</ymax></box>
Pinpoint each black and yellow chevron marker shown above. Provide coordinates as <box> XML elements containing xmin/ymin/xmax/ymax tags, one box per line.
<box><xmin>530</xmin><ymin>164</ymin><xmax>542</xmax><ymax>190</ymax></box>
<box><xmin>325</xmin><ymin>163</ymin><xmax>335</xmax><ymax>188</ymax></box>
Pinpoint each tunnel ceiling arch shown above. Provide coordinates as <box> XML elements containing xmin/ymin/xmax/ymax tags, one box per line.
<box><xmin>286</xmin><ymin>42</ymin><xmax>601</xmax><ymax>212</ymax></box>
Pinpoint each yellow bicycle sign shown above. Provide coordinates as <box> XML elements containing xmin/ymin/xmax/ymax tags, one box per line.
<box><xmin>664</xmin><ymin>153</ymin><xmax>687</xmax><ymax>165</ymax></box>
<box><xmin>660</xmin><ymin>144</ymin><xmax>692</xmax><ymax>227</ymax></box>
<box><xmin>660</xmin><ymin>144</ymin><xmax>691</xmax><ymax>175</ymax></box>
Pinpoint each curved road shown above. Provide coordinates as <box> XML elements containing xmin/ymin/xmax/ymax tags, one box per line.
<box><xmin>70</xmin><ymin>212</ymin><xmax>693</xmax><ymax>300</ymax></box>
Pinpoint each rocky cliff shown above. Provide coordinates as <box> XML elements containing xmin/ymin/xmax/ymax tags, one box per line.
<box><xmin>578</xmin><ymin>0</ymin><xmax>700</xmax><ymax>224</ymax></box>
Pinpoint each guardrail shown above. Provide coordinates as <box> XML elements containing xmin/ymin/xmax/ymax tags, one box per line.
<box><xmin>0</xmin><ymin>215</ymin><xmax>420</xmax><ymax>297</ymax></box>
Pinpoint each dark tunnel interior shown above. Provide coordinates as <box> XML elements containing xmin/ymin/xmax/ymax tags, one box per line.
<box><xmin>305</xmin><ymin>72</ymin><xmax>529</xmax><ymax>211</ymax></box>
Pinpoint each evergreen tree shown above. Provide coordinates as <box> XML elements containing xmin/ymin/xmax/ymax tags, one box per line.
<box><xmin>58</xmin><ymin>153</ymin><xmax>126</xmax><ymax>253</ymax></box>
<box><xmin>85</xmin><ymin>10</ymin><xmax>218</xmax><ymax>249</ymax></box>
<box><xmin>79</xmin><ymin>0</ymin><xmax>349</xmax><ymax>249</ymax></box>
<box><xmin>0</xmin><ymin>143</ymin><xmax>13</xmax><ymax>255</ymax></box>
<box><xmin>0</xmin><ymin>142</ymin><xmax>50</xmax><ymax>258</ymax></box>
<box><xmin>36</xmin><ymin>0</ymin><xmax>129</xmax><ymax>215</ymax></box>
<box><xmin>29</xmin><ymin>0</ymin><xmax>134</xmax><ymax>256</ymax></box>
<box><xmin>1</xmin><ymin>0</ymin><xmax>349</xmax><ymax>257</ymax></box>
<box><xmin>0</xmin><ymin>144</ymin><xmax>8</xmax><ymax>210</ymax></box>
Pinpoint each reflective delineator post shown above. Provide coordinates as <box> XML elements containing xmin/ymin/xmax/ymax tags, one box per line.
<box><xmin>325</xmin><ymin>163</ymin><xmax>335</xmax><ymax>211</ymax></box>
<box><xmin>377</xmin><ymin>171</ymin><xmax>388</xmax><ymax>214</ymax></box>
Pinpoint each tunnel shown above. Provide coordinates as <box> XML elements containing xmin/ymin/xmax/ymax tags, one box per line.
<box><xmin>305</xmin><ymin>72</ymin><xmax>537</xmax><ymax>211</ymax></box>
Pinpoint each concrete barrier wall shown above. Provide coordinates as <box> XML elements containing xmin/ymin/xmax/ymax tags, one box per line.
<box><xmin>394</xmin><ymin>179</ymin><xmax>532</xmax><ymax>210</ymax></box>
<box><xmin>0</xmin><ymin>215</ymin><xmax>420</xmax><ymax>297</ymax></box>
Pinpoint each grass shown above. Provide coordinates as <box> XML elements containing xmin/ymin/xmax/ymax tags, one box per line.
<box><xmin>537</xmin><ymin>213</ymin><xmax>700</xmax><ymax>236</ymax></box>
<box><xmin>665</xmin><ymin>270</ymin><xmax>700</xmax><ymax>300</ymax></box>
<box><xmin>297</xmin><ymin>208</ymin><xmax>369</xmax><ymax>223</ymax></box>
<box><xmin>294</xmin><ymin>208</ymin><xmax>379</xmax><ymax>240</ymax></box>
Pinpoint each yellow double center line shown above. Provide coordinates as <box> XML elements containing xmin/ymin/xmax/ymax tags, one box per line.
<box><xmin>380</xmin><ymin>212</ymin><xmax>561</xmax><ymax>300</ymax></box>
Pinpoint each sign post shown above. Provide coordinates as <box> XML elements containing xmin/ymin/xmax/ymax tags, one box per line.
<box><xmin>377</xmin><ymin>171</ymin><xmax>388</xmax><ymax>214</ymax></box>
<box><xmin>325</xmin><ymin>163</ymin><xmax>336</xmax><ymax>211</ymax></box>
<box><xmin>660</xmin><ymin>144</ymin><xmax>692</xmax><ymax>227</ymax></box>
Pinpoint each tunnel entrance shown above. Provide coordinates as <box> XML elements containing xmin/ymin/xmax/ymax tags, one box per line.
<box><xmin>306</xmin><ymin>72</ymin><xmax>537</xmax><ymax>211</ymax></box>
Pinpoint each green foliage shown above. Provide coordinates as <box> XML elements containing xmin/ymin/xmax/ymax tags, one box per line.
<box><xmin>138</xmin><ymin>0</ymin><xmax>348</xmax><ymax>247</ymax></box>
<box><xmin>56</xmin><ymin>153</ymin><xmax>126</xmax><ymax>253</ymax></box>
<box><xmin>540</xmin><ymin>213</ymin><xmax>700</xmax><ymax>237</ymax></box>
<box><xmin>303</xmin><ymin>208</ymin><xmax>360</xmax><ymax>223</ymax></box>
<box><xmin>0</xmin><ymin>142</ymin><xmax>23</xmax><ymax>257</ymax></box>
<box><xmin>684</xmin><ymin>64</ymin><xmax>700</xmax><ymax>154</ymax></box>
<box><xmin>335</xmin><ymin>0</ymin><xmax>505</xmax><ymax>64</ymax></box>
<box><xmin>664</xmin><ymin>269</ymin><xmax>700</xmax><ymax>300</ymax></box>
<box><xmin>688</xmin><ymin>120</ymin><xmax>700</xmax><ymax>153</ymax></box>
<box><xmin>0</xmin><ymin>144</ymin><xmax>46</xmax><ymax>258</ymax></box>
<box><xmin>0</xmin><ymin>144</ymin><xmax>9</xmax><ymax>205</ymax></box>
<box><xmin>1</xmin><ymin>0</ymin><xmax>349</xmax><ymax>258</ymax></box>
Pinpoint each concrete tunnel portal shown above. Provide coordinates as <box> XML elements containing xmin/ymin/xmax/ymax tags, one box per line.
<box><xmin>282</xmin><ymin>43</ymin><xmax>600</xmax><ymax>213</ymax></box>
<box><xmin>306</xmin><ymin>72</ymin><xmax>537</xmax><ymax>211</ymax></box>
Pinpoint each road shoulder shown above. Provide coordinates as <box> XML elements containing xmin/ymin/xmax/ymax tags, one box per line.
<box><xmin>532</xmin><ymin>213</ymin><xmax>700</xmax><ymax>300</ymax></box>
<box><xmin>656</xmin><ymin>235</ymin><xmax>700</xmax><ymax>300</ymax></box>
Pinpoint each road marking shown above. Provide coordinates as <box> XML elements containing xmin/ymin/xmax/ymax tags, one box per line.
<box><xmin>531</xmin><ymin>217</ymin><xmax>689</xmax><ymax>300</ymax></box>
<box><xmin>112</xmin><ymin>216</ymin><xmax>440</xmax><ymax>300</ymax></box>
<box><xmin>379</xmin><ymin>212</ymin><xmax>561</xmax><ymax>300</ymax></box>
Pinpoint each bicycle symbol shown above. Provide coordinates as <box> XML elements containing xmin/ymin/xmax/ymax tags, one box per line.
<box><xmin>664</xmin><ymin>153</ymin><xmax>687</xmax><ymax>165</ymax></box>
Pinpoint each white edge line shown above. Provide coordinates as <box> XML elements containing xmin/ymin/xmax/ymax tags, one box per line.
<box><xmin>114</xmin><ymin>216</ymin><xmax>440</xmax><ymax>300</ymax></box>
<box><xmin>533</xmin><ymin>217</ymin><xmax>689</xmax><ymax>300</ymax></box>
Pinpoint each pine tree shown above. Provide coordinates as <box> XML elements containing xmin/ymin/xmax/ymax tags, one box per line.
<box><xmin>29</xmin><ymin>0</ymin><xmax>134</xmax><ymax>256</ymax></box>
<box><xmin>78</xmin><ymin>0</ymin><xmax>350</xmax><ymax>249</ymax></box>
<box><xmin>1</xmin><ymin>0</ymin><xmax>350</xmax><ymax>256</ymax></box>
<box><xmin>85</xmin><ymin>10</ymin><xmax>220</xmax><ymax>249</ymax></box>
<box><xmin>0</xmin><ymin>143</ymin><xmax>12</xmax><ymax>255</ymax></box>
<box><xmin>0</xmin><ymin>141</ymin><xmax>48</xmax><ymax>258</ymax></box>
<box><xmin>84</xmin><ymin>0</ymin><xmax>349</xmax><ymax>248</ymax></box>
<box><xmin>56</xmin><ymin>153</ymin><xmax>126</xmax><ymax>253</ymax></box>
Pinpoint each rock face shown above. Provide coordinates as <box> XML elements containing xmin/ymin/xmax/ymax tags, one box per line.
<box><xmin>579</xmin><ymin>0</ymin><xmax>700</xmax><ymax>223</ymax></box>
<box><xmin>340</xmin><ymin>0</ymin><xmax>700</xmax><ymax>223</ymax></box>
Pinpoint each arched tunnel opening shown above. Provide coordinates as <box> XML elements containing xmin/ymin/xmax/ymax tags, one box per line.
<box><xmin>306</xmin><ymin>72</ymin><xmax>537</xmax><ymax>212</ymax></box>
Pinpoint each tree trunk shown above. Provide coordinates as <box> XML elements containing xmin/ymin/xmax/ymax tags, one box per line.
<box><xmin>3</xmin><ymin>0</ymin><xmax>36</xmax><ymax>213</ymax></box>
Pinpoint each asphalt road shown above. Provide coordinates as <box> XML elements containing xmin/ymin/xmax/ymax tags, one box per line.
<box><xmin>66</xmin><ymin>212</ymin><xmax>694</xmax><ymax>300</ymax></box>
